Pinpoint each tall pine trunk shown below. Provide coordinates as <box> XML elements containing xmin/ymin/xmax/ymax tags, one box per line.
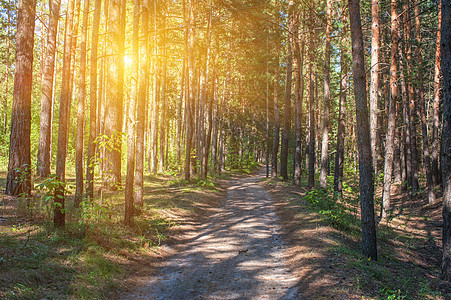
<box><xmin>6</xmin><ymin>0</ymin><xmax>37</xmax><ymax>196</ymax></box>
<box><xmin>405</xmin><ymin>0</ymin><xmax>419</xmax><ymax>194</ymax></box>
<box><xmin>104</xmin><ymin>0</ymin><xmax>124</xmax><ymax>189</ymax></box>
<box><xmin>349</xmin><ymin>0</ymin><xmax>377</xmax><ymax>260</ymax></box>
<box><xmin>334</xmin><ymin>8</ymin><xmax>348</xmax><ymax>195</ymax></box>
<box><xmin>86</xmin><ymin>0</ymin><xmax>102</xmax><ymax>200</ymax></box>
<box><xmin>294</xmin><ymin>15</ymin><xmax>304</xmax><ymax>186</ymax></box>
<box><xmin>75</xmin><ymin>0</ymin><xmax>90</xmax><ymax>206</ymax></box>
<box><xmin>320</xmin><ymin>0</ymin><xmax>332</xmax><ymax>188</ymax></box>
<box><xmin>281</xmin><ymin>0</ymin><xmax>294</xmax><ymax>181</ymax></box>
<box><xmin>185</xmin><ymin>0</ymin><xmax>195</xmax><ymax>181</ymax></box>
<box><xmin>271</xmin><ymin>0</ymin><xmax>280</xmax><ymax>178</ymax></box>
<box><xmin>37</xmin><ymin>0</ymin><xmax>61</xmax><ymax>178</ymax></box>
<box><xmin>382</xmin><ymin>0</ymin><xmax>399</xmax><ymax>219</ymax></box>
<box><xmin>413</xmin><ymin>0</ymin><xmax>435</xmax><ymax>203</ymax></box>
<box><xmin>134</xmin><ymin>0</ymin><xmax>149</xmax><ymax>209</ymax></box>
<box><xmin>369</xmin><ymin>0</ymin><xmax>380</xmax><ymax>175</ymax></box>
<box><xmin>54</xmin><ymin>0</ymin><xmax>75</xmax><ymax>227</ymax></box>
<box><xmin>441</xmin><ymin>0</ymin><xmax>451</xmax><ymax>280</ymax></box>
<box><xmin>308</xmin><ymin>9</ymin><xmax>315</xmax><ymax>189</ymax></box>
<box><xmin>125</xmin><ymin>0</ymin><xmax>141</xmax><ymax>225</ymax></box>
<box><xmin>432</xmin><ymin>0</ymin><xmax>442</xmax><ymax>186</ymax></box>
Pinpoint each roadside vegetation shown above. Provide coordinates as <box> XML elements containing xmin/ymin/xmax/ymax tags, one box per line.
<box><xmin>0</xmin><ymin>170</ymin><xmax>226</xmax><ymax>299</ymax></box>
<box><xmin>264</xmin><ymin>172</ymin><xmax>448</xmax><ymax>299</ymax></box>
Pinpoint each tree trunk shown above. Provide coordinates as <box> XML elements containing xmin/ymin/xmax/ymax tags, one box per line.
<box><xmin>432</xmin><ymin>0</ymin><xmax>442</xmax><ymax>186</ymax></box>
<box><xmin>86</xmin><ymin>0</ymin><xmax>102</xmax><ymax>200</ymax></box>
<box><xmin>370</xmin><ymin>0</ymin><xmax>380</xmax><ymax>176</ymax></box>
<box><xmin>266</xmin><ymin>34</ymin><xmax>270</xmax><ymax>178</ymax></box>
<box><xmin>440</xmin><ymin>0</ymin><xmax>451</xmax><ymax>281</ymax></box>
<box><xmin>177</xmin><ymin>59</ymin><xmax>185</xmax><ymax>169</ymax></box>
<box><xmin>349</xmin><ymin>0</ymin><xmax>377</xmax><ymax>260</ymax></box>
<box><xmin>334</xmin><ymin>9</ymin><xmax>348</xmax><ymax>195</ymax></box>
<box><xmin>399</xmin><ymin>49</ymin><xmax>410</xmax><ymax>189</ymax></box>
<box><xmin>319</xmin><ymin>0</ymin><xmax>332</xmax><ymax>188</ymax></box>
<box><xmin>404</xmin><ymin>0</ymin><xmax>419</xmax><ymax>194</ymax></box>
<box><xmin>185</xmin><ymin>0</ymin><xmax>195</xmax><ymax>181</ymax></box>
<box><xmin>159</xmin><ymin>12</ymin><xmax>168</xmax><ymax>174</ymax></box>
<box><xmin>441</xmin><ymin>0</ymin><xmax>451</xmax><ymax>280</ymax></box>
<box><xmin>6</xmin><ymin>0</ymin><xmax>37</xmax><ymax>196</ymax></box>
<box><xmin>413</xmin><ymin>0</ymin><xmax>435</xmax><ymax>203</ymax></box>
<box><xmin>200</xmin><ymin>5</ymin><xmax>212</xmax><ymax>179</ymax></box>
<box><xmin>308</xmin><ymin>13</ymin><xmax>316</xmax><ymax>190</ymax></box>
<box><xmin>37</xmin><ymin>0</ymin><xmax>61</xmax><ymax>178</ymax></box>
<box><xmin>103</xmin><ymin>0</ymin><xmax>124</xmax><ymax>189</ymax></box>
<box><xmin>54</xmin><ymin>0</ymin><xmax>75</xmax><ymax>227</ymax></box>
<box><xmin>294</xmin><ymin>17</ymin><xmax>304</xmax><ymax>186</ymax></box>
<box><xmin>134</xmin><ymin>0</ymin><xmax>149</xmax><ymax>209</ymax></box>
<box><xmin>281</xmin><ymin>0</ymin><xmax>294</xmax><ymax>181</ymax></box>
<box><xmin>382</xmin><ymin>0</ymin><xmax>399</xmax><ymax>219</ymax></box>
<box><xmin>271</xmin><ymin>0</ymin><xmax>280</xmax><ymax>178</ymax></box>
<box><xmin>74</xmin><ymin>0</ymin><xmax>90</xmax><ymax>207</ymax></box>
<box><xmin>125</xmin><ymin>0</ymin><xmax>141</xmax><ymax>225</ymax></box>
<box><xmin>2</xmin><ymin>2</ymin><xmax>11</xmax><ymax>134</ymax></box>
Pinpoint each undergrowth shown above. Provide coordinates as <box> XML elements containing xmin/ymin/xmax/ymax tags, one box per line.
<box><xmin>0</xmin><ymin>172</ymin><xmax>223</xmax><ymax>299</ymax></box>
<box><xmin>266</xmin><ymin>173</ymin><xmax>445</xmax><ymax>299</ymax></box>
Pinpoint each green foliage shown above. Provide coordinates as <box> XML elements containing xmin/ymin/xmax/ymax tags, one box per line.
<box><xmin>303</xmin><ymin>188</ymin><xmax>358</xmax><ymax>232</ymax></box>
<box><xmin>379</xmin><ymin>287</ymin><xmax>407</xmax><ymax>300</ymax></box>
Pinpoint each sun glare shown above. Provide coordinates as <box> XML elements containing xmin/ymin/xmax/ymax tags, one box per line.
<box><xmin>124</xmin><ymin>55</ymin><xmax>133</xmax><ymax>67</ymax></box>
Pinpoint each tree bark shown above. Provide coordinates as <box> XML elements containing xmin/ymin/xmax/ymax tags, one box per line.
<box><xmin>2</xmin><ymin>2</ymin><xmax>11</xmax><ymax>134</ymax></box>
<box><xmin>382</xmin><ymin>0</ymin><xmax>399</xmax><ymax>219</ymax></box>
<box><xmin>54</xmin><ymin>0</ymin><xmax>75</xmax><ymax>227</ymax></box>
<box><xmin>349</xmin><ymin>0</ymin><xmax>377</xmax><ymax>260</ymax></box>
<box><xmin>266</xmin><ymin>34</ymin><xmax>270</xmax><ymax>178</ymax></box>
<box><xmin>432</xmin><ymin>0</ymin><xmax>442</xmax><ymax>186</ymax></box>
<box><xmin>281</xmin><ymin>0</ymin><xmax>294</xmax><ymax>181</ymax></box>
<box><xmin>405</xmin><ymin>0</ymin><xmax>419</xmax><ymax>194</ymax></box>
<box><xmin>200</xmin><ymin>5</ymin><xmax>212</xmax><ymax>179</ymax></box>
<box><xmin>308</xmin><ymin>9</ymin><xmax>315</xmax><ymax>189</ymax></box>
<box><xmin>319</xmin><ymin>0</ymin><xmax>332</xmax><ymax>188</ymax></box>
<box><xmin>185</xmin><ymin>0</ymin><xmax>195</xmax><ymax>181</ymax></box>
<box><xmin>334</xmin><ymin>9</ymin><xmax>348</xmax><ymax>195</ymax></box>
<box><xmin>37</xmin><ymin>0</ymin><xmax>61</xmax><ymax>178</ymax></box>
<box><xmin>441</xmin><ymin>0</ymin><xmax>451</xmax><ymax>281</ymax></box>
<box><xmin>413</xmin><ymin>0</ymin><xmax>435</xmax><ymax>203</ymax></box>
<box><xmin>177</xmin><ymin>58</ymin><xmax>185</xmax><ymax>169</ymax></box>
<box><xmin>125</xmin><ymin>0</ymin><xmax>141</xmax><ymax>225</ymax></box>
<box><xmin>86</xmin><ymin>0</ymin><xmax>102</xmax><ymax>200</ymax></box>
<box><xmin>294</xmin><ymin>16</ymin><xmax>304</xmax><ymax>186</ymax></box>
<box><xmin>399</xmin><ymin>47</ymin><xmax>410</xmax><ymax>189</ymax></box>
<box><xmin>159</xmin><ymin>10</ymin><xmax>168</xmax><ymax>174</ymax></box>
<box><xmin>271</xmin><ymin>0</ymin><xmax>280</xmax><ymax>179</ymax></box>
<box><xmin>6</xmin><ymin>0</ymin><xmax>37</xmax><ymax>196</ymax></box>
<box><xmin>74</xmin><ymin>0</ymin><xmax>90</xmax><ymax>207</ymax></box>
<box><xmin>134</xmin><ymin>0</ymin><xmax>149</xmax><ymax>209</ymax></box>
<box><xmin>103</xmin><ymin>0</ymin><xmax>124</xmax><ymax>189</ymax></box>
<box><xmin>369</xmin><ymin>0</ymin><xmax>380</xmax><ymax>176</ymax></box>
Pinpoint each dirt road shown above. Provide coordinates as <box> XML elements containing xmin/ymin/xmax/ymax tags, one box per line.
<box><xmin>122</xmin><ymin>170</ymin><xmax>301</xmax><ymax>299</ymax></box>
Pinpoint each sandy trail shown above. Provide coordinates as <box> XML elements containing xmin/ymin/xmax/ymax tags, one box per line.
<box><xmin>122</xmin><ymin>169</ymin><xmax>301</xmax><ymax>299</ymax></box>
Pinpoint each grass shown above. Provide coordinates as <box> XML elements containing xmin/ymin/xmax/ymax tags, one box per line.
<box><xmin>0</xmin><ymin>170</ymin><xmax>224</xmax><ymax>299</ymax></box>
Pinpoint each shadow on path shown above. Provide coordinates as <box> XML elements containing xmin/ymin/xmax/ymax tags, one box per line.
<box><xmin>121</xmin><ymin>169</ymin><xmax>301</xmax><ymax>299</ymax></box>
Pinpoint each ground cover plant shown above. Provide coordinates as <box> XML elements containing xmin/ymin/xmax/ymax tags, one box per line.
<box><xmin>263</xmin><ymin>174</ymin><xmax>449</xmax><ymax>299</ymax></box>
<box><xmin>0</xmin><ymin>171</ymin><xmax>224</xmax><ymax>299</ymax></box>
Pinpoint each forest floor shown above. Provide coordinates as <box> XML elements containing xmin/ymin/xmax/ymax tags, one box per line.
<box><xmin>264</xmin><ymin>173</ymin><xmax>450</xmax><ymax>299</ymax></box>
<box><xmin>0</xmin><ymin>167</ymin><xmax>450</xmax><ymax>299</ymax></box>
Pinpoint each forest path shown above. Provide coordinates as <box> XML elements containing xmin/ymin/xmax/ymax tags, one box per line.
<box><xmin>121</xmin><ymin>169</ymin><xmax>301</xmax><ymax>299</ymax></box>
